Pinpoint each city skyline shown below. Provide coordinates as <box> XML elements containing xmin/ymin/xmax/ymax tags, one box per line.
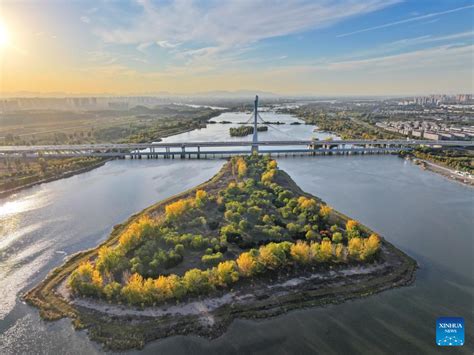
<box><xmin>0</xmin><ymin>0</ymin><xmax>473</xmax><ymax>96</ymax></box>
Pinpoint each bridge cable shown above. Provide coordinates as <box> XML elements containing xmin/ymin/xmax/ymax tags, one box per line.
<box><xmin>256</xmin><ymin>113</ymin><xmax>296</xmax><ymax>140</ymax></box>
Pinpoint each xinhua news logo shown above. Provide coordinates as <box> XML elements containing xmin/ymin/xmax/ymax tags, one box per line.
<box><xmin>436</xmin><ymin>317</ymin><xmax>464</xmax><ymax>346</ymax></box>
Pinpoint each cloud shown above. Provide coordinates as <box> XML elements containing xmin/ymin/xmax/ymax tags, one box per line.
<box><xmin>303</xmin><ymin>44</ymin><xmax>474</xmax><ymax>72</ymax></box>
<box><xmin>156</xmin><ymin>40</ymin><xmax>180</xmax><ymax>49</ymax></box>
<box><xmin>341</xmin><ymin>31</ymin><xmax>474</xmax><ymax>60</ymax></box>
<box><xmin>389</xmin><ymin>31</ymin><xmax>474</xmax><ymax>47</ymax></box>
<box><xmin>80</xmin><ymin>16</ymin><xmax>91</xmax><ymax>24</ymax></box>
<box><xmin>136</xmin><ymin>42</ymin><xmax>154</xmax><ymax>52</ymax></box>
<box><xmin>337</xmin><ymin>4</ymin><xmax>474</xmax><ymax>37</ymax></box>
<box><xmin>95</xmin><ymin>0</ymin><xmax>400</xmax><ymax>49</ymax></box>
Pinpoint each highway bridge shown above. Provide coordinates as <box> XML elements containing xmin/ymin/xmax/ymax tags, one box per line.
<box><xmin>1</xmin><ymin>96</ymin><xmax>472</xmax><ymax>159</ymax></box>
<box><xmin>0</xmin><ymin>139</ymin><xmax>472</xmax><ymax>159</ymax></box>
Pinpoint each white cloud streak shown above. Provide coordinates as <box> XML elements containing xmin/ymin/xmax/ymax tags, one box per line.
<box><xmin>337</xmin><ymin>4</ymin><xmax>474</xmax><ymax>37</ymax></box>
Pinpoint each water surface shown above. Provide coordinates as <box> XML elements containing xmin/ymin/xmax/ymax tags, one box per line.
<box><xmin>0</xmin><ymin>112</ymin><xmax>472</xmax><ymax>354</ymax></box>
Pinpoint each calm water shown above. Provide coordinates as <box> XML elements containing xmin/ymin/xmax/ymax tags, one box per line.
<box><xmin>0</xmin><ymin>112</ymin><xmax>472</xmax><ymax>354</ymax></box>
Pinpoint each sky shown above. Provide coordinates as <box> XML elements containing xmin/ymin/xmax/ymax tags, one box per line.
<box><xmin>0</xmin><ymin>0</ymin><xmax>473</xmax><ymax>96</ymax></box>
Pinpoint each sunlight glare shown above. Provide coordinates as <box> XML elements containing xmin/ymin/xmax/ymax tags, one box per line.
<box><xmin>0</xmin><ymin>22</ymin><xmax>10</xmax><ymax>48</ymax></box>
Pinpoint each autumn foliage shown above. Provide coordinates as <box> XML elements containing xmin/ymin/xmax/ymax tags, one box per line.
<box><xmin>68</xmin><ymin>155</ymin><xmax>383</xmax><ymax>307</ymax></box>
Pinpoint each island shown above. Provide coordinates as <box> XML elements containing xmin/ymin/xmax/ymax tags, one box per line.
<box><xmin>24</xmin><ymin>155</ymin><xmax>416</xmax><ymax>350</ymax></box>
<box><xmin>229</xmin><ymin>125</ymin><xmax>268</xmax><ymax>137</ymax></box>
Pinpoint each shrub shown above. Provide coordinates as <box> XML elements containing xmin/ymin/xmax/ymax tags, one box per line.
<box><xmin>332</xmin><ymin>232</ymin><xmax>343</xmax><ymax>244</ymax></box>
<box><xmin>305</xmin><ymin>229</ymin><xmax>319</xmax><ymax>241</ymax></box>
<box><xmin>190</xmin><ymin>235</ymin><xmax>208</xmax><ymax>249</ymax></box>
<box><xmin>174</xmin><ymin>244</ymin><xmax>185</xmax><ymax>256</ymax></box>
<box><xmin>201</xmin><ymin>252</ymin><xmax>224</xmax><ymax>266</ymax></box>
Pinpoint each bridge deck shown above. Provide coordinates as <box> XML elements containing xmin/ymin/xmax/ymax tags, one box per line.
<box><xmin>0</xmin><ymin>139</ymin><xmax>471</xmax><ymax>153</ymax></box>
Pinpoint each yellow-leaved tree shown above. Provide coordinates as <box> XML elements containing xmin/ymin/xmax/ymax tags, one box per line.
<box><xmin>236</xmin><ymin>251</ymin><xmax>258</xmax><ymax>276</ymax></box>
<box><xmin>290</xmin><ymin>241</ymin><xmax>311</xmax><ymax>264</ymax></box>
<box><xmin>165</xmin><ymin>198</ymin><xmax>193</xmax><ymax>219</ymax></box>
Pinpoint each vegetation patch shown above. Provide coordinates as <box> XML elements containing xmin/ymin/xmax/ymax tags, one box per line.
<box><xmin>24</xmin><ymin>155</ymin><xmax>416</xmax><ymax>350</ymax></box>
<box><xmin>229</xmin><ymin>125</ymin><xmax>268</xmax><ymax>137</ymax></box>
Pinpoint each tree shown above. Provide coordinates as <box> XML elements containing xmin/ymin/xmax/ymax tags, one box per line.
<box><xmin>236</xmin><ymin>251</ymin><xmax>258</xmax><ymax>276</ymax></box>
<box><xmin>267</xmin><ymin>160</ymin><xmax>277</xmax><ymax>170</ymax></box>
<box><xmin>121</xmin><ymin>273</ymin><xmax>144</xmax><ymax>305</ymax></box>
<box><xmin>165</xmin><ymin>198</ymin><xmax>192</xmax><ymax>219</ymax></box>
<box><xmin>297</xmin><ymin>196</ymin><xmax>317</xmax><ymax>211</ymax></box>
<box><xmin>119</xmin><ymin>215</ymin><xmax>154</xmax><ymax>252</ymax></box>
<box><xmin>154</xmin><ymin>275</ymin><xmax>173</xmax><ymax>301</ymax></box>
<box><xmin>167</xmin><ymin>274</ymin><xmax>187</xmax><ymax>300</ymax></box>
<box><xmin>183</xmin><ymin>269</ymin><xmax>213</xmax><ymax>294</ymax></box>
<box><xmin>334</xmin><ymin>243</ymin><xmax>345</xmax><ymax>262</ymax></box>
<box><xmin>360</xmin><ymin>233</ymin><xmax>381</xmax><ymax>260</ymax></box>
<box><xmin>319</xmin><ymin>205</ymin><xmax>332</xmax><ymax>219</ymax></box>
<box><xmin>215</xmin><ymin>260</ymin><xmax>239</xmax><ymax>286</ymax></box>
<box><xmin>320</xmin><ymin>240</ymin><xmax>332</xmax><ymax>262</ymax></box>
<box><xmin>346</xmin><ymin>219</ymin><xmax>360</xmax><ymax>240</ymax></box>
<box><xmin>348</xmin><ymin>237</ymin><xmax>363</xmax><ymax>260</ymax></box>
<box><xmin>103</xmin><ymin>281</ymin><xmax>122</xmax><ymax>301</ymax></box>
<box><xmin>259</xmin><ymin>242</ymin><xmax>287</xmax><ymax>269</ymax></box>
<box><xmin>286</xmin><ymin>222</ymin><xmax>301</xmax><ymax>235</ymax></box>
<box><xmin>290</xmin><ymin>241</ymin><xmax>311</xmax><ymax>264</ymax></box>
<box><xmin>261</xmin><ymin>169</ymin><xmax>276</xmax><ymax>184</ymax></box>
<box><xmin>195</xmin><ymin>189</ymin><xmax>208</xmax><ymax>207</ymax></box>
<box><xmin>68</xmin><ymin>261</ymin><xmax>103</xmax><ymax>297</ymax></box>
<box><xmin>96</xmin><ymin>246</ymin><xmax>124</xmax><ymax>275</ymax></box>
<box><xmin>236</xmin><ymin>157</ymin><xmax>247</xmax><ymax>178</ymax></box>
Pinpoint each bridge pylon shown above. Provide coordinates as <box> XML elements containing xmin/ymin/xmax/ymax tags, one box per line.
<box><xmin>251</xmin><ymin>95</ymin><xmax>259</xmax><ymax>154</ymax></box>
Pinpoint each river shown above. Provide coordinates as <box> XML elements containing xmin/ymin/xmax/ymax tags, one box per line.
<box><xmin>0</xmin><ymin>111</ymin><xmax>472</xmax><ymax>354</ymax></box>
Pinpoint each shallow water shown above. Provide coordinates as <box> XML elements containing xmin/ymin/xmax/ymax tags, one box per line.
<box><xmin>0</xmin><ymin>112</ymin><xmax>472</xmax><ymax>354</ymax></box>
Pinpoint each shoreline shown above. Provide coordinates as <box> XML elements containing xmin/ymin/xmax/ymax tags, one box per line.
<box><xmin>402</xmin><ymin>155</ymin><xmax>473</xmax><ymax>187</ymax></box>
<box><xmin>0</xmin><ymin>158</ymin><xmax>112</xmax><ymax>199</ymax></box>
<box><xmin>23</xmin><ymin>160</ymin><xmax>417</xmax><ymax>350</ymax></box>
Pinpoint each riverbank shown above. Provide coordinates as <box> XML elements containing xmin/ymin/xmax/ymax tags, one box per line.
<box><xmin>402</xmin><ymin>155</ymin><xmax>473</xmax><ymax>187</ymax></box>
<box><xmin>24</xmin><ymin>158</ymin><xmax>416</xmax><ymax>350</ymax></box>
<box><xmin>0</xmin><ymin>158</ymin><xmax>112</xmax><ymax>199</ymax></box>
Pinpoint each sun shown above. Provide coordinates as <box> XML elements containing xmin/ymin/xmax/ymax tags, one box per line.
<box><xmin>0</xmin><ymin>22</ymin><xmax>10</xmax><ymax>48</ymax></box>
